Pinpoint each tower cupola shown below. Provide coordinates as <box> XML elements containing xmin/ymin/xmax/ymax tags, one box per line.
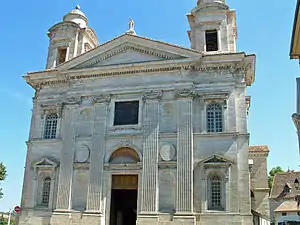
<box><xmin>63</xmin><ymin>5</ymin><xmax>88</xmax><ymax>28</ymax></box>
<box><xmin>187</xmin><ymin>0</ymin><xmax>237</xmax><ymax>53</ymax></box>
<box><xmin>45</xmin><ymin>6</ymin><xmax>99</xmax><ymax>69</ymax></box>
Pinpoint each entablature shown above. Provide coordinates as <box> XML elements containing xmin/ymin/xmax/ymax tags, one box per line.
<box><xmin>25</xmin><ymin>51</ymin><xmax>255</xmax><ymax>90</ymax></box>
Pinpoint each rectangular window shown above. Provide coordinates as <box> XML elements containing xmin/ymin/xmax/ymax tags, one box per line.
<box><xmin>282</xmin><ymin>212</ymin><xmax>287</xmax><ymax>216</ymax></box>
<box><xmin>205</xmin><ymin>30</ymin><xmax>218</xmax><ymax>52</ymax></box>
<box><xmin>114</xmin><ymin>101</ymin><xmax>139</xmax><ymax>126</ymax></box>
<box><xmin>57</xmin><ymin>48</ymin><xmax>67</xmax><ymax>65</ymax></box>
<box><xmin>207</xmin><ymin>103</ymin><xmax>223</xmax><ymax>133</ymax></box>
<box><xmin>44</xmin><ymin>114</ymin><xmax>58</xmax><ymax>139</ymax></box>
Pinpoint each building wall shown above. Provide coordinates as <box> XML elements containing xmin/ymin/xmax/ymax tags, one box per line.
<box><xmin>19</xmin><ymin>59</ymin><xmax>254</xmax><ymax>225</ymax></box>
<box><xmin>249</xmin><ymin>152</ymin><xmax>270</xmax><ymax>218</ymax></box>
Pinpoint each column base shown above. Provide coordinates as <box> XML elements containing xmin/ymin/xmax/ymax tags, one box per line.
<box><xmin>51</xmin><ymin>211</ymin><xmax>104</xmax><ymax>225</ymax></box>
<box><xmin>137</xmin><ymin>213</ymin><xmax>196</xmax><ymax>225</ymax></box>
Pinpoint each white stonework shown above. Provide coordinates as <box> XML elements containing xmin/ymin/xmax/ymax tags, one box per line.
<box><xmin>18</xmin><ymin>1</ymin><xmax>266</xmax><ymax>225</ymax></box>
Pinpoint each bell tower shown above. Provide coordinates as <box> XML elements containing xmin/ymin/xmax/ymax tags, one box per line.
<box><xmin>46</xmin><ymin>6</ymin><xmax>99</xmax><ymax>69</ymax></box>
<box><xmin>187</xmin><ymin>0</ymin><xmax>237</xmax><ymax>53</ymax></box>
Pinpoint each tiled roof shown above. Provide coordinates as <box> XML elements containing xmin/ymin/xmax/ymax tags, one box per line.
<box><xmin>249</xmin><ymin>145</ymin><xmax>270</xmax><ymax>152</ymax></box>
<box><xmin>274</xmin><ymin>200</ymin><xmax>300</xmax><ymax>212</ymax></box>
<box><xmin>270</xmin><ymin>171</ymin><xmax>300</xmax><ymax>199</ymax></box>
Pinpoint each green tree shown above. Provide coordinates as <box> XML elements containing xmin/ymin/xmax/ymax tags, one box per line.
<box><xmin>0</xmin><ymin>215</ymin><xmax>16</xmax><ymax>225</ymax></box>
<box><xmin>0</xmin><ymin>162</ymin><xmax>7</xmax><ymax>199</ymax></box>
<box><xmin>268</xmin><ymin>166</ymin><xmax>284</xmax><ymax>189</ymax></box>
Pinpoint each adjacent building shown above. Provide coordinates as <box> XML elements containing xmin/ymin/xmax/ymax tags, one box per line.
<box><xmin>19</xmin><ymin>1</ymin><xmax>268</xmax><ymax>225</ymax></box>
<box><xmin>269</xmin><ymin>171</ymin><xmax>300</xmax><ymax>224</ymax></box>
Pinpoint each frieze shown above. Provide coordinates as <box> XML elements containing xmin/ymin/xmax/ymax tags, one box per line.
<box><xmin>28</xmin><ymin>62</ymin><xmax>248</xmax><ymax>90</ymax></box>
<box><xmin>143</xmin><ymin>90</ymin><xmax>163</xmax><ymax>101</ymax></box>
<box><xmin>92</xmin><ymin>94</ymin><xmax>111</xmax><ymax>104</ymax></box>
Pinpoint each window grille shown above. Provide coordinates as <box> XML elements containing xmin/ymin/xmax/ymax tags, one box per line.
<box><xmin>44</xmin><ymin>114</ymin><xmax>58</xmax><ymax>139</ymax></box>
<box><xmin>42</xmin><ymin>177</ymin><xmax>51</xmax><ymax>205</ymax></box>
<box><xmin>210</xmin><ymin>175</ymin><xmax>222</xmax><ymax>209</ymax></box>
<box><xmin>205</xmin><ymin>30</ymin><xmax>218</xmax><ymax>52</ymax></box>
<box><xmin>207</xmin><ymin>103</ymin><xmax>223</xmax><ymax>132</ymax></box>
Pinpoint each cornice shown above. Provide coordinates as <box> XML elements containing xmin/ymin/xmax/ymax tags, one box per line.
<box><xmin>25</xmin><ymin>53</ymin><xmax>255</xmax><ymax>90</ymax></box>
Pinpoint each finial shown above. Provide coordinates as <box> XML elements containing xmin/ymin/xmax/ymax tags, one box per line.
<box><xmin>75</xmin><ymin>5</ymin><xmax>80</xmax><ymax>10</ymax></box>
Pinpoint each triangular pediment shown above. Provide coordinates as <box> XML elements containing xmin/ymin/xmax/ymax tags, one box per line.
<box><xmin>71</xmin><ymin>43</ymin><xmax>185</xmax><ymax>69</ymax></box>
<box><xmin>33</xmin><ymin>157</ymin><xmax>57</xmax><ymax>168</ymax></box>
<box><xmin>58</xmin><ymin>34</ymin><xmax>200</xmax><ymax>71</ymax></box>
<box><xmin>199</xmin><ymin>154</ymin><xmax>233</xmax><ymax>165</ymax></box>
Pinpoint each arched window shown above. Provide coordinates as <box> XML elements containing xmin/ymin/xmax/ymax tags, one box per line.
<box><xmin>42</xmin><ymin>177</ymin><xmax>51</xmax><ymax>205</ymax></box>
<box><xmin>207</xmin><ymin>103</ymin><xmax>223</xmax><ymax>132</ymax></box>
<box><xmin>208</xmin><ymin>174</ymin><xmax>223</xmax><ymax>210</ymax></box>
<box><xmin>109</xmin><ymin>147</ymin><xmax>140</xmax><ymax>164</ymax></box>
<box><xmin>44</xmin><ymin>114</ymin><xmax>58</xmax><ymax>139</ymax></box>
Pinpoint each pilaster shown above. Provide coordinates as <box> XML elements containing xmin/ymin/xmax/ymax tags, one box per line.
<box><xmin>55</xmin><ymin>98</ymin><xmax>79</xmax><ymax>210</ymax></box>
<box><xmin>86</xmin><ymin>95</ymin><xmax>111</xmax><ymax>212</ymax></box>
<box><xmin>175</xmin><ymin>89</ymin><xmax>194</xmax><ymax>213</ymax></box>
<box><xmin>139</xmin><ymin>90</ymin><xmax>161</xmax><ymax>213</ymax></box>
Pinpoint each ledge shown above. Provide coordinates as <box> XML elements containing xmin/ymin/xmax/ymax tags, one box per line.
<box><xmin>27</xmin><ymin>138</ymin><xmax>62</xmax><ymax>144</ymax></box>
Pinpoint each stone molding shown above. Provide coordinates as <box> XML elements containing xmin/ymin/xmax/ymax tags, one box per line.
<box><xmin>158</xmin><ymin>161</ymin><xmax>177</xmax><ymax>169</ymax></box>
<box><xmin>73</xmin><ymin>162</ymin><xmax>90</xmax><ymax>170</ymax></box>
<box><xmin>62</xmin><ymin>96</ymin><xmax>82</xmax><ymax>105</ymax></box>
<box><xmin>142</xmin><ymin>90</ymin><xmax>163</xmax><ymax>101</ymax></box>
<box><xmin>91</xmin><ymin>94</ymin><xmax>111</xmax><ymax>104</ymax></box>
<box><xmin>104</xmin><ymin>163</ymin><xmax>142</xmax><ymax>170</ymax></box>
<box><xmin>175</xmin><ymin>89</ymin><xmax>196</xmax><ymax>99</ymax></box>
<box><xmin>40</xmin><ymin>103</ymin><xmax>63</xmax><ymax>118</ymax></box>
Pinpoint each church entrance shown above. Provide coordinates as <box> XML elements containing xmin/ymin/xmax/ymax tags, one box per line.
<box><xmin>109</xmin><ymin>175</ymin><xmax>138</xmax><ymax>225</ymax></box>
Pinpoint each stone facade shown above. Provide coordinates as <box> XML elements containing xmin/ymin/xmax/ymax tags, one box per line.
<box><xmin>19</xmin><ymin>1</ymin><xmax>268</xmax><ymax>225</ymax></box>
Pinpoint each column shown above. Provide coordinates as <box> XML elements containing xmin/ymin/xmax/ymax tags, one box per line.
<box><xmin>55</xmin><ymin>100</ymin><xmax>79</xmax><ymax>210</ymax></box>
<box><xmin>86</xmin><ymin>95</ymin><xmax>110</xmax><ymax>212</ymax></box>
<box><xmin>140</xmin><ymin>90</ymin><xmax>161</xmax><ymax>213</ymax></box>
<box><xmin>176</xmin><ymin>89</ymin><xmax>194</xmax><ymax>213</ymax></box>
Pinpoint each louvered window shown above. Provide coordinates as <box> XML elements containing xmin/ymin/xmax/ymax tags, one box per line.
<box><xmin>205</xmin><ymin>30</ymin><xmax>218</xmax><ymax>52</ymax></box>
<box><xmin>57</xmin><ymin>48</ymin><xmax>67</xmax><ymax>65</ymax></box>
<box><xmin>44</xmin><ymin>114</ymin><xmax>58</xmax><ymax>139</ymax></box>
<box><xmin>114</xmin><ymin>101</ymin><xmax>139</xmax><ymax>126</ymax></box>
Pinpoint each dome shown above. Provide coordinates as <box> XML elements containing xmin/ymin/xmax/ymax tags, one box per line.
<box><xmin>197</xmin><ymin>0</ymin><xmax>225</xmax><ymax>5</ymax></box>
<box><xmin>63</xmin><ymin>5</ymin><xmax>88</xmax><ymax>28</ymax></box>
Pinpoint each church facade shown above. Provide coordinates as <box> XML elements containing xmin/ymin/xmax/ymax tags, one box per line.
<box><xmin>19</xmin><ymin>1</ymin><xmax>265</xmax><ymax>225</ymax></box>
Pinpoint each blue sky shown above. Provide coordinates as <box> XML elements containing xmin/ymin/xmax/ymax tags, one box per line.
<box><xmin>0</xmin><ymin>0</ymin><xmax>299</xmax><ymax>212</ymax></box>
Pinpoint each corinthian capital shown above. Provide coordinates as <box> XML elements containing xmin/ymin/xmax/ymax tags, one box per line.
<box><xmin>175</xmin><ymin>89</ymin><xmax>196</xmax><ymax>99</ymax></box>
<box><xmin>143</xmin><ymin>90</ymin><xmax>163</xmax><ymax>101</ymax></box>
